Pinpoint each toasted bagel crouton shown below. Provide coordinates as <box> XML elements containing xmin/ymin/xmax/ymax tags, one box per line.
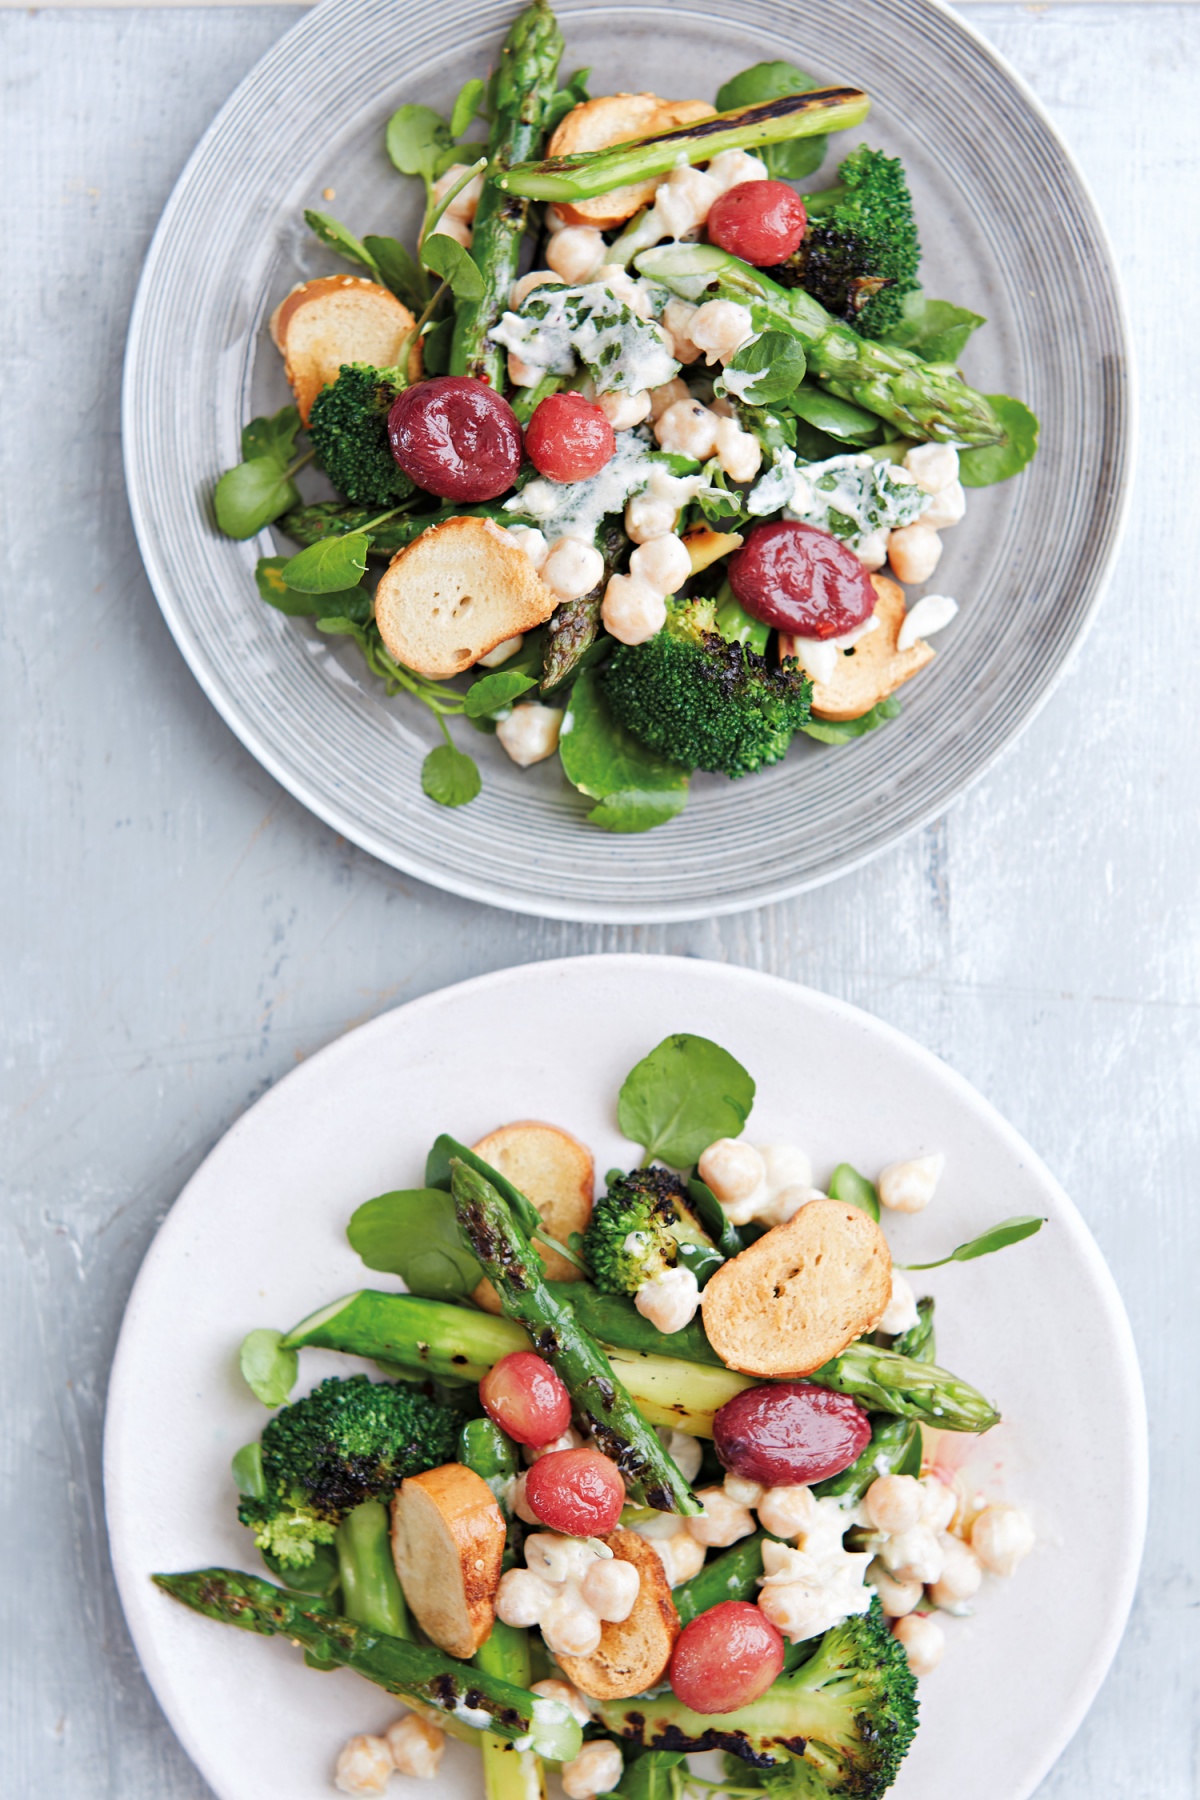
<box><xmin>786</xmin><ymin>574</ymin><xmax>935</xmax><ymax>722</ymax></box>
<box><xmin>269</xmin><ymin>276</ymin><xmax>417</xmax><ymax>422</ymax></box>
<box><xmin>548</xmin><ymin>94</ymin><xmax>717</xmax><ymax>227</ymax></box>
<box><xmin>555</xmin><ymin>1530</ymin><xmax>679</xmax><ymax>1699</ymax></box>
<box><xmin>470</xmin><ymin>1122</ymin><xmax>595</xmax><ymax>1312</ymax></box>
<box><xmin>701</xmin><ymin>1198</ymin><xmax>892</xmax><ymax>1377</ymax></box>
<box><xmin>390</xmin><ymin>1463</ymin><xmax>505</xmax><ymax>1658</ymax></box>
<box><xmin>374</xmin><ymin>517</ymin><xmax>559</xmax><ymax>679</ymax></box>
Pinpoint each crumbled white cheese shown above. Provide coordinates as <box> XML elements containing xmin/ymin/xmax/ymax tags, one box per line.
<box><xmin>897</xmin><ymin>593</ymin><xmax>959</xmax><ymax>651</ymax></box>
<box><xmin>782</xmin><ymin>613</ymin><xmax>880</xmax><ymax>687</ymax></box>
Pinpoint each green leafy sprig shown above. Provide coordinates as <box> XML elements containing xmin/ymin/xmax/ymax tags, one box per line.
<box><xmin>618</xmin><ymin>1033</ymin><xmax>756</xmax><ymax>1169</ymax></box>
<box><xmin>901</xmin><ymin>1215</ymin><xmax>1046</xmax><ymax>1269</ymax></box>
<box><xmin>214</xmin><ymin>406</ymin><xmax>314</xmax><ymax>539</ymax></box>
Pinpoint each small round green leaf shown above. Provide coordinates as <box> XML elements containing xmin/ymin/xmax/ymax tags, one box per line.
<box><xmin>238</xmin><ymin>1328</ymin><xmax>298</xmax><ymax>1406</ymax></box>
<box><xmin>958</xmin><ymin>396</ymin><xmax>1041</xmax><ymax>487</ymax></box>
<box><xmin>214</xmin><ymin>459</ymin><xmax>299</xmax><ymax>539</ymax></box>
<box><xmin>903</xmin><ymin>1215</ymin><xmax>1046</xmax><ymax>1270</ymax></box>
<box><xmin>422</xmin><ymin>742</ymin><xmax>482</xmax><ymax>807</ymax></box>
<box><xmin>828</xmin><ymin>1162</ymin><xmax>881</xmax><ymax>1219</ymax></box>
<box><xmin>282</xmin><ymin>532</ymin><xmax>370</xmax><ymax>594</ymax></box>
<box><xmin>618</xmin><ymin>1034</ymin><xmax>755</xmax><ymax>1168</ymax></box>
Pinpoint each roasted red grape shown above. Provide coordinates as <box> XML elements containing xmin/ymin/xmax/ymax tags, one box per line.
<box><xmin>728</xmin><ymin>520</ymin><xmax>877</xmax><ymax>639</ymax></box>
<box><xmin>669</xmin><ymin>1602</ymin><xmax>785</xmax><ymax>1712</ymax></box>
<box><xmin>706</xmin><ymin>180</ymin><xmax>808</xmax><ymax>266</ymax></box>
<box><xmin>525</xmin><ymin>392</ymin><xmax>616</xmax><ymax>483</ymax></box>
<box><xmin>523</xmin><ymin>1447</ymin><xmax>625</xmax><ymax>1536</ymax></box>
<box><xmin>479</xmin><ymin>1352</ymin><xmax>572</xmax><ymax>1447</ymax></box>
<box><xmin>387</xmin><ymin>376</ymin><xmax>522</xmax><ymax>501</ymax></box>
<box><xmin>713</xmin><ymin>1382</ymin><xmax>871</xmax><ymax>1487</ymax></box>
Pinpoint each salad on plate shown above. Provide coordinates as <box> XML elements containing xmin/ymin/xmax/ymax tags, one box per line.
<box><xmin>155</xmin><ymin>1032</ymin><xmax>1044</xmax><ymax>1798</ymax></box>
<box><xmin>216</xmin><ymin>1</ymin><xmax>1040</xmax><ymax>831</ymax></box>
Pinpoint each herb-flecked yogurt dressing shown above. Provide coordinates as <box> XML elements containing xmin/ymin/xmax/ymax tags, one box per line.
<box><xmin>489</xmin><ymin>282</ymin><xmax>680</xmax><ymax>394</ymax></box>
<box><xmin>748</xmin><ymin>449</ymin><xmax>930</xmax><ymax>547</ymax></box>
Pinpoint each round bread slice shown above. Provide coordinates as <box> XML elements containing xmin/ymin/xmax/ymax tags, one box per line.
<box><xmin>548</xmin><ymin>93</ymin><xmax>716</xmax><ymax>228</ymax></box>
<box><xmin>554</xmin><ymin>1529</ymin><xmax>680</xmax><ymax>1700</ymax></box>
<box><xmin>784</xmin><ymin>574</ymin><xmax>935</xmax><ymax>723</ymax></box>
<box><xmin>390</xmin><ymin>1463</ymin><xmax>506</xmax><ymax>1658</ymax></box>
<box><xmin>269</xmin><ymin>275</ymin><xmax>417</xmax><ymax>422</ymax></box>
<box><xmin>470</xmin><ymin>1121</ymin><xmax>595</xmax><ymax>1312</ymax></box>
<box><xmin>374</xmin><ymin>516</ymin><xmax>559</xmax><ymax>679</ymax></box>
<box><xmin>701</xmin><ymin>1198</ymin><xmax>892</xmax><ymax>1378</ymax></box>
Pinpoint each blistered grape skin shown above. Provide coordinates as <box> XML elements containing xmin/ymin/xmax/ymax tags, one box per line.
<box><xmin>387</xmin><ymin>376</ymin><xmax>523</xmax><ymax>501</ymax></box>
<box><xmin>523</xmin><ymin>1447</ymin><xmax>625</xmax><ymax>1536</ymax></box>
<box><xmin>479</xmin><ymin>1352</ymin><xmax>573</xmax><ymax>1447</ymax></box>
<box><xmin>525</xmin><ymin>392</ymin><xmax>616</xmax><ymax>483</ymax></box>
<box><xmin>706</xmin><ymin>181</ymin><xmax>808</xmax><ymax>266</ymax></box>
<box><xmin>728</xmin><ymin>520</ymin><xmax>878</xmax><ymax>639</ymax></box>
<box><xmin>713</xmin><ymin>1382</ymin><xmax>872</xmax><ymax>1486</ymax></box>
<box><xmin>669</xmin><ymin>1602</ymin><xmax>785</xmax><ymax>1713</ymax></box>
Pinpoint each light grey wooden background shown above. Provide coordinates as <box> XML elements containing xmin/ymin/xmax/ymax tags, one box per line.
<box><xmin>3</xmin><ymin>4</ymin><xmax>1197</xmax><ymax>1795</ymax></box>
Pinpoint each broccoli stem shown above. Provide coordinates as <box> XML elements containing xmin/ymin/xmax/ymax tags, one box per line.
<box><xmin>674</xmin><ymin>1532</ymin><xmax>766</xmax><ymax>1625</ymax></box>
<box><xmin>499</xmin><ymin>90</ymin><xmax>870</xmax><ymax>201</ymax></box>
<box><xmin>450</xmin><ymin>1159</ymin><xmax>702</xmax><ymax>1513</ymax></box>
<box><xmin>151</xmin><ymin>1570</ymin><xmax>582</xmax><ymax>1758</ymax></box>
<box><xmin>635</xmin><ymin>242</ymin><xmax>1003</xmax><ymax>447</ymax></box>
<box><xmin>449</xmin><ymin>1</ymin><xmax>565</xmax><ymax>386</ymax></box>
<box><xmin>335</xmin><ymin>1500</ymin><xmax>409</xmax><ymax>1637</ymax></box>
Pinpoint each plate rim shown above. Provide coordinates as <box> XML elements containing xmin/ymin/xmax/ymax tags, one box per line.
<box><xmin>103</xmin><ymin>952</ymin><xmax>1149</xmax><ymax>1798</ymax></box>
<box><xmin>121</xmin><ymin>0</ymin><xmax>1135</xmax><ymax>921</ymax></box>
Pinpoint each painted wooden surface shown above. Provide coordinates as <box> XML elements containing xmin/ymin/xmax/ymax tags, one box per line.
<box><xmin>2</xmin><ymin>5</ymin><xmax>1196</xmax><ymax>1794</ymax></box>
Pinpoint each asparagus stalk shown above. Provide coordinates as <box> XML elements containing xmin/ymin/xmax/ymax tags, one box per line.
<box><xmin>499</xmin><ymin>90</ymin><xmax>870</xmax><ymax>202</ymax></box>
<box><xmin>449</xmin><ymin>1158</ymin><xmax>702</xmax><ymax>1513</ymax></box>
<box><xmin>277</xmin><ymin>502</ymin><xmax>530</xmax><ymax>553</ymax></box>
<box><xmin>151</xmin><ymin>1570</ymin><xmax>582</xmax><ymax>1759</ymax></box>
<box><xmin>674</xmin><ymin>1532</ymin><xmax>766</xmax><ymax>1625</ymax></box>
<box><xmin>635</xmin><ymin>242</ymin><xmax>1004</xmax><ymax>447</ymax></box>
<box><xmin>450</xmin><ymin>1</ymin><xmax>564</xmax><ymax>386</ymax></box>
<box><xmin>808</xmin><ymin>1340</ymin><xmax>999</xmax><ymax>1432</ymax></box>
<box><xmin>335</xmin><ymin>1500</ymin><xmax>409</xmax><ymax>1637</ymax></box>
<box><xmin>282</xmin><ymin>1289</ymin><xmax>531</xmax><ymax>1380</ymax></box>
<box><xmin>811</xmin><ymin>1413</ymin><xmax>917</xmax><ymax>1502</ymax></box>
<box><xmin>887</xmin><ymin>1296</ymin><xmax>936</xmax><ymax>1363</ymax></box>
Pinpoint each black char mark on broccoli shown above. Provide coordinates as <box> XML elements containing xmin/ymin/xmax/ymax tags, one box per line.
<box><xmin>602</xmin><ymin>598</ymin><xmax>812</xmax><ymax>780</ymax></box>
<box><xmin>583</xmin><ymin>1166</ymin><xmax>715</xmax><ymax>1296</ymax></box>
<box><xmin>769</xmin><ymin>147</ymin><xmax>920</xmax><ymax>341</ymax></box>
<box><xmin>237</xmin><ymin>1374</ymin><xmax>459</xmax><ymax>1568</ymax></box>
<box><xmin>306</xmin><ymin>364</ymin><xmax>415</xmax><ymax>510</ymax></box>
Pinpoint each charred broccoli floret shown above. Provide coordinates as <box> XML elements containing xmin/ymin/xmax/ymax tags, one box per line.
<box><xmin>771</xmin><ymin>147</ymin><xmax>920</xmax><ymax>340</ymax></box>
<box><xmin>306</xmin><ymin>364</ymin><xmax>415</xmax><ymax>509</ymax></box>
<box><xmin>597</xmin><ymin>1600</ymin><xmax>918</xmax><ymax>1797</ymax></box>
<box><xmin>602</xmin><ymin>597</ymin><xmax>812</xmax><ymax>779</ymax></box>
<box><xmin>236</xmin><ymin>1375</ymin><xmax>459</xmax><ymax>1568</ymax></box>
<box><xmin>584</xmin><ymin>1167</ymin><xmax>719</xmax><ymax>1295</ymax></box>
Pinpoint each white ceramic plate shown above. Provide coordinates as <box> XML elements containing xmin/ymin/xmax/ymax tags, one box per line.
<box><xmin>105</xmin><ymin>955</ymin><xmax>1145</xmax><ymax>1800</ymax></box>
<box><xmin>122</xmin><ymin>0</ymin><xmax>1132</xmax><ymax>921</ymax></box>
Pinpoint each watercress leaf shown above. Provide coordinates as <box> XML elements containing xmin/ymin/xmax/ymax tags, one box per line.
<box><xmin>348</xmin><ymin>1189</ymin><xmax>483</xmax><ymax>1297</ymax></box>
<box><xmin>241</xmin><ymin>404</ymin><xmax>300</xmax><ymax>467</ymax></box>
<box><xmin>422</xmin><ymin>742</ymin><xmax>481</xmax><ymax>807</ymax></box>
<box><xmin>617</xmin><ymin>1752</ymin><xmax>686</xmax><ymax>1800</ymax></box>
<box><xmin>421</xmin><ymin>231</ymin><xmax>485</xmax><ymax>300</ymax></box>
<box><xmin>827</xmin><ymin>1162</ymin><xmax>881</xmax><ymax>1219</ymax></box>
<box><xmin>788</xmin><ymin>383</ymin><xmax>882</xmax><ymax>444</ymax></box>
<box><xmin>560</xmin><ymin>668</ymin><xmax>690</xmax><ymax>835</ymax></box>
<box><xmin>433</xmin><ymin>139</ymin><xmax>486</xmax><ymax>178</ymax></box>
<box><xmin>231</xmin><ymin>1441</ymin><xmax>266</xmax><ymax>1497</ymax></box>
<box><xmin>239</xmin><ymin>1327</ymin><xmax>298</xmax><ymax>1406</ymax></box>
<box><xmin>304</xmin><ymin>209</ymin><xmax>380</xmax><ymax>276</ymax></box>
<box><xmin>363</xmin><ymin>234</ymin><xmax>428</xmax><ymax>310</ymax></box>
<box><xmin>724</xmin><ymin>330</ymin><xmax>807</xmax><ymax>404</ymax></box>
<box><xmin>386</xmin><ymin>103</ymin><xmax>451</xmax><ymax>181</ymax></box>
<box><xmin>687</xmin><ymin>1176</ymin><xmax>745</xmax><ymax>1259</ymax></box>
<box><xmin>214</xmin><ymin>458</ymin><xmax>299</xmax><ymax>539</ymax></box>
<box><xmin>544</xmin><ymin>67</ymin><xmax>592</xmax><ymax>134</ymax></box>
<box><xmin>425</xmin><ymin>1134</ymin><xmax>545</xmax><ymax>1242</ymax></box>
<box><xmin>903</xmin><ymin>1215</ymin><xmax>1046</xmax><ymax>1271</ymax></box>
<box><xmin>282</xmin><ymin>532</ymin><xmax>370</xmax><ymax>594</ymax></box>
<box><xmin>464</xmin><ymin>669</ymin><xmax>538</xmax><ymax>717</ymax></box>
<box><xmin>313</xmin><ymin>586</ymin><xmax>374</xmax><ymax>626</ymax></box>
<box><xmin>420</xmin><ymin>314</ymin><xmax>455</xmax><ymax>375</ymax></box>
<box><xmin>881</xmin><ymin>292</ymin><xmax>986</xmax><ymax>364</ymax></box>
<box><xmin>801</xmin><ymin>695</ymin><xmax>901</xmax><ymax>743</ymax></box>
<box><xmin>256</xmin><ymin>556</ymin><xmax>322</xmax><ymax>616</ymax></box>
<box><xmin>619</xmin><ymin>1034</ymin><xmax>756</xmax><ymax>1169</ymax></box>
<box><xmin>450</xmin><ymin>77</ymin><xmax>486</xmax><ymax>139</ymax></box>
<box><xmin>958</xmin><ymin>396</ymin><xmax>1040</xmax><ymax>488</ymax></box>
<box><xmin>715</xmin><ymin>62</ymin><xmax>826</xmax><ymax>181</ymax></box>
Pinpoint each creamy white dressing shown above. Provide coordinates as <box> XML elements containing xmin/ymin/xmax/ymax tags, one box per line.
<box><xmin>488</xmin><ymin>281</ymin><xmax>679</xmax><ymax>394</ymax></box>
<box><xmin>785</xmin><ymin>613</ymin><xmax>880</xmax><ymax>687</ymax></box>
<box><xmin>507</xmin><ymin>431</ymin><xmax>695</xmax><ymax>545</ymax></box>
<box><xmin>748</xmin><ymin>450</ymin><xmax>931</xmax><ymax>547</ymax></box>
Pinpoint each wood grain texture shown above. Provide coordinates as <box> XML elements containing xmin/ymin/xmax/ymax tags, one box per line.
<box><xmin>1</xmin><ymin>5</ymin><xmax>1196</xmax><ymax>1797</ymax></box>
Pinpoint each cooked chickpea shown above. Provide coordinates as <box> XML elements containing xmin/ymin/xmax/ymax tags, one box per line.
<box><xmin>495</xmin><ymin>704</ymin><xmax>564</xmax><ymax>769</ymax></box>
<box><xmin>581</xmin><ymin>1554</ymin><xmax>641</xmax><ymax>1622</ymax></box>
<box><xmin>656</xmin><ymin>1527</ymin><xmax>707</xmax><ymax>1587</ymax></box>
<box><xmin>511</xmin><ymin>269</ymin><xmax>556</xmax><ymax>308</ymax></box>
<box><xmin>594</xmin><ymin>264</ymin><xmax>653</xmax><ymax>318</ymax></box>
<box><xmin>714</xmin><ymin>415</ymin><xmax>762</xmax><ymax>483</ymax></box>
<box><xmin>546</xmin><ymin>225</ymin><xmax>606</xmax><ymax>283</ymax></box>
<box><xmin>596</xmin><ymin>388</ymin><xmax>653</xmax><ymax>431</ymax></box>
<box><xmin>929</xmin><ymin>1533</ymin><xmax>983</xmax><ymax>1610</ymax></box>
<box><xmin>635</xmin><ymin>1264</ymin><xmax>700</xmax><ymax>1334</ymax></box>
<box><xmin>661</xmin><ymin>299</ymin><xmax>703</xmax><ymax>364</ymax></box>
<box><xmin>757</xmin><ymin>1484</ymin><xmax>818</xmax><ymax>1540</ymax></box>
<box><xmin>530</xmin><ymin>1678</ymin><xmax>593</xmax><ymax>1726</ymax></box>
<box><xmin>659</xmin><ymin>1427</ymin><xmax>704</xmax><ymax>1485</ymax></box>
<box><xmin>757</xmin><ymin>1144</ymin><xmax>813</xmax><ymax>1190</ymax></box>
<box><xmin>562</xmin><ymin>1740</ymin><xmax>625</xmax><ymax>1800</ymax></box>
<box><xmin>432</xmin><ymin>162</ymin><xmax>484</xmax><ymax>223</ymax></box>
<box><xmin>504</xmin><ymin>524</ymin><xmax>549</xmax><ymax>571</ymax></box>
<box><xmin>887</xmin><ymin>522</ymin><xmax>943</xmax><ymax>586</ymax></box>
<box><xmin>654</xmin><ymin>397</ymin><xmax>720</xmax><ymax>460</ymax></box>
<box><xmin>602</xmin><ymin>573</ymin><xmax>668</xmax><ymax>644</ymax></box>
<box><xmin>540</xmin><ymin>1594</ymin><xmax>603</xmax><ymax>1658</ymax></box>
<box><xmin>385</xmin><ymin>1714</ymin><xmax>445</xmax><ymax>1779</ymax></box>
<box><xmin>864</xmin><ymin>1474</ymin><xmax>924</xmax><ymax>1535</ymax></box>
<box><xmin>698</xmin><ymin>1137</ymin><xmax>767</xmax><ymax>1206</ymax></box>
<box><xmin>507</xmin><ymin>351</ymin><xmax>544</xmax><ymax>387</ymax></box>
<box><xmin>654</xmin><ymin>165</ymin><xmax>723</xmax><ymax>237</ymax></box>
<box><xmin>706</xmin><ymin>148</ymin><xmax>769</xmax><ymax>192</ymax></box>
<box><xmin>903</xmin><ymin>442</ymin><xmax>959</xmax><ymax>493</ymax></box>
<box><xmin>688</xmin><ymin>299</ymin><xmax>755</xmax><ymax>365</ymax></box>
<box><xmin>877</xmin><ymin>1269</ymin><xmax>920</xmax><ymax>1336</ymax></box>
<box><xmin>541</xmin><ymin>537</ymin><xmax>605</xmax><ymax>602</ymax></box>
<box><xmin>624</xmin><ymin>491</ymin><xmax>678</xmax><ymax>543</ymax></box>
<box><xmin>855</xmin><ymin>526</ymin><xmax>890</xmax><ymax>572</ymax></box>
<box><xmin>629</xmin><ymin>532</ymin><xmax>692</xmax><ymax>595</ymax></box>
<box><xmin>919</xmin><ymin>1476</ymin><xmax>959</xmax><ymax>1534</ymax></box>
<box><xmin>477</xmin><ymin>633</ymin><xmax>525</xmax><ymax>669</ymax></box>
<box><xmin>334</xmin><ymin>1734</ymin><xmax>394</xmax><ymax>1796</ymax></box>
<box><xmin>970</xmin><ymin>1504</ymin><xmax>1036</xmax><ymax>1577</ymax></box>
<box><xmin>892</xmin><ymin>1612</ymin><xmax>945</xmax><ymax>1677</ymax></box>
<box><xmin>648</xmin><ymin>375</ymin><xmax>692</xmax><ymax>420</ymax></box>
<box><xmin>427</xmin><ymin>214</ymin><xmax>471</xmax><ymax>249</ymax></box>
<box><xmin>685</xmin><ymin>1485</ymin><xmax>756</xmax><ymax>1548</ymax></box>
<box><xmin>495</xmin><ymin>1565</ymin><xmax>555</xmax><ymax>1626</ymax></box>
<box><xmin>867</xmin><ymin>1557</ymin><xmax>924</xmax><ymax>1618</ymax></box>
<box><xmin>723</xmin><ymin>1472</ymin><xmax>765</xmax><ymax>1508</ymax></box>
<box><xmin>878</xmin><ymin>1153</ymin><xmax>945</xmax><ymax>1214</ymax></box>
<box><xmin>921</xmin><ymin>480</ymin><xmax>966</xmax><ymax>529</ymax></box>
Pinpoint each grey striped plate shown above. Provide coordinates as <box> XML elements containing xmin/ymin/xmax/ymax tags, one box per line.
<box><xmin>123</xmin><ymin>0</ymin><xmax>1132</xmax><ymax>921</ymax></box>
